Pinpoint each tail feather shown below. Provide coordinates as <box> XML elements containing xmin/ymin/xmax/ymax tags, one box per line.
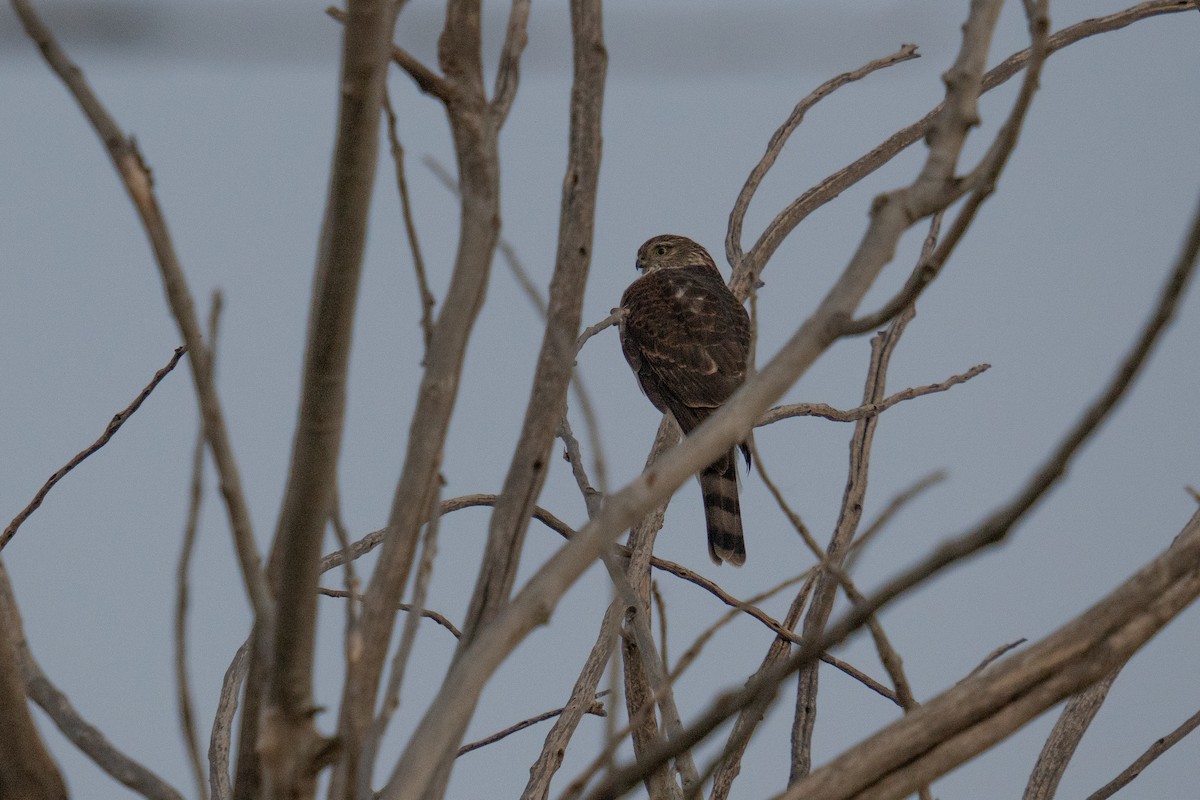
<box><xmin>699</xmin><ymin>449</ymin><xmax>745</xmax><ymax>566</ymax></box>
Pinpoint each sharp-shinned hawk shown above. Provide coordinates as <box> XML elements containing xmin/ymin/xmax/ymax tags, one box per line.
<box><xmin>619</xmin><ymin>234</ymin><xmax>752</xmax><ymax>565</ymax></box>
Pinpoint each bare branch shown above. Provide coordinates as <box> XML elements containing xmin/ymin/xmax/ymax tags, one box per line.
<box><xmin>1024</xmin><ymin>670</ymin><xmax>1120</xmax><ymax>800</ymax></box>
<box><xmin>0</xmin><ymin>563</ymin><xmax>183</xmax><ymax>800</ymax></box>
<box><xmin>792</xmin><ymin>308</ymin><xmax>914</xmax><ymax>782</ymax></box>
<box><xmin>456</xmin><ymin>0</ymin><xmax>606</xmax><ymax>647</ymax></box>
<box><xmin>1086</xmin><ymin>706</ymin><xmax>1200</xmax><ymax>800</ymax></box>
<box><xmin>490</xmin><ymin>0</ymin><xmax>533</xmax><ymax>123</ymax></box>
<box><xmin>383</xmin><ymin>91</ymin><xmax>436</xmax><ymax>352</ymax></box>
<box><xmin>10</xmin><ymin>0</ymin><xmax>269</xmax><ymax>624</ymax></box>
<box><xmin>335</xmin><ymin>0</ymin><xmax>509</xmax><ymax>794</ymax></box>
<box><xmin>460</xmin><ymin>694</ymin><xmax>607</xmax><ymax>758</ymax></box>
<box><xmin>726</xmin><ymin>43</ymin><xmax>920</xmax><ymax>271</ymax></box>
<box><xmin>209</xmin><ymin>640</ymin><xmax>249</xmax><ymax>800</ymax></box>
<box><xmin>2</xmin><ymin>346</ymin><xmax>186</xmax><ymax>552</ymax></box>
<box><xmin>730</xmin><ymin>0</ymin><xmax>1195</xmax><ymax>299</ymax></box>
<box><xmin>257</xmin><ymin>0</ymin><xmax>403</xmax><ymax>794</ymax></box>
<box><xmin>0</xmin><ymin>563</ymin><xmax>67</xmax><ymax>800</ymax></box>
<box><xmin>319</xmin><ymin>588</ymin><xmax>462</xmax><ymax>638</ymax></box>
<box><xmin>522</xmin><ymin>601</ymin><xmax>622</xmax><ymax>800</ymax></box>
<box><xmin>327</xmin><ymin>5</ymin><xmax>452</xmax><ymax>101</ymax></box>
<box><xmin>176</xmin><ymin>293</ymin><xmax>222</xmax><ymax>800</ymax></box>
<box><xmin>757</xmin><ymin>363</ymin><xmax>988</xmax><ymax>426</ymax></box>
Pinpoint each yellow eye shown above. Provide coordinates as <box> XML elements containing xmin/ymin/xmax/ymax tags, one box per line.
<box><xmin>655</xmin><ymin>245</ymin><xmax>668</xmax><ymax>256</ymax></box>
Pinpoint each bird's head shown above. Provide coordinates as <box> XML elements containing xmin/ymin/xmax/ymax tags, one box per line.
<box><xmin>635</xmin><ymin>234</ymin><xmax>716</xmax><ymax>274</ymax></box>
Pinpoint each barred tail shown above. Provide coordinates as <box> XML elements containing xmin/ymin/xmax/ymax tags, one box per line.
<box><xmin>699</xmin><ymin>449</ymin><xmax>745</xmax><ymax>566</ymax></box>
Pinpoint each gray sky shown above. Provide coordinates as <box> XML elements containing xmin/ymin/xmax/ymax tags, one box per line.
<box><xmin>2</xmin><ymin>1</ymin><xmax>1199</xmax><ymax>798</ymax></box>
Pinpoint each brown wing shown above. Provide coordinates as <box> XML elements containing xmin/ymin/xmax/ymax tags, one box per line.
<box><xmin>619</xmin><ymin>265</ymin><xmax>750</xmax><ymax>435</ymax></box>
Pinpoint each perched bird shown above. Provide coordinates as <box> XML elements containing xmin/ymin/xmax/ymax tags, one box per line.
<box><xmin>619</xmin><ymin>234</ymin><xmax>752</xmax><ymax>565</ymax></box>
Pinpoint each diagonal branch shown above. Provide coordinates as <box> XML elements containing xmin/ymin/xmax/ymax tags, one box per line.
<box><xmin>10</xmin><ymin>0</ymin><xmax>269</xmax><ymax>625</ymax></box>
<box><xmin>726</xmin><ymin>42</ymin><xmax>920</xmax><ymax>272</ymax></box>
<box><xmin>2</xmin><ymin>345</ymin><xmax>186</xmax><ymax>552</ymax></box>
<box><xmin>1086</xmin><ymin>706</ymin><xmax>1200</xmax><ymax>800</ymax></box>
<box><xmin>729</xmin><ymin>0</ymin><xmax>1195</xmax><ymax>299</ymax></box>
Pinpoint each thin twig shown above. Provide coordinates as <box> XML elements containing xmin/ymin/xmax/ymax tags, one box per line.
<box><xmin>726</xmin><ymin>43</ymin><xmax>921</xmax><ymax>271</ymax></box>
<box><xmin>846</xmin><ymin>470</ymin><xmax>947</xmax><ymax>571</ymax></box>
<box><xmin>176</xmin><ymin>292</ymin><xmax>221</xmax><ymax>800</ymax></box>
<box><xmin>330</xmin><ymin>486</ymin><xmax>361</xmax><ymax>676</ymax></box>
<box><xmin>969</xmin><ymin>638</ymin><xmax>1027</xmax><ymax>679</ymax></box>
<box><xmin>758</xmin><ymin>363</ymin><xmax>989</xmax><ymax>427</ymax></box>
<box><xmin>364</xmin><ymin>471</ymin><xmax>446</xmax><ymax>796</ymax></box>
<box><xmin>2</xmin><ymin>346</ymin><xmax>186</xmax><ymax>552</ymax></box>
<box><xmin>319</xmin><ymin>588</ymin><xmax>461</xmax><ymax>638</ymax></box>
<box><xmin>670</xmin><ymin>570</ymin><xmax>811</xmax><ymax>684</ymax></box>
<box><xmin>459</xmin><ymin>692</ymin><xmax>608</xmax><ymax>757</ymax></box>
<box><xmin>558</xmin><ymin>416</ymin><xmax>603</xmax><ymax>518</ymax></box>
<box><xmin>327</xmin><ymin>6</ymin><xmax>452</xmax><ymax>101</ymax></box>
<box><xmin>383</xmin><ymin>91</ymin><xmax>436</xmax><ymax>352</ymax></box>
<box><xmin>1086</xmin><ymin>707</ymin><xmax>1200</xmax><ymax>800</ymax></box>
<box><xmin>730</xmin><ymin>1</ymin><xmax>1194</xmax><ymax>299</ymax></box>
<box><xmin>317</xmin><ymin>494</ymin><xmax>576</xmax><ymax>573</ymax></box>
<box><xmin>576</xmin><ymin>309</ymin><xmax>624</xmax><ymax>352</ymax></box>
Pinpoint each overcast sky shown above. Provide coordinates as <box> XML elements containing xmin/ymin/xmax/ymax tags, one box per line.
<box><xmin>2</xmin><ymin>2</ymin><xmax>1199</xmax><ymax>798</ymax></box>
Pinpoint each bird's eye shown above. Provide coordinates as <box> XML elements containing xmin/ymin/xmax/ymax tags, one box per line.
<box><xmin>655</xmin><ymin>245</ymin><xmax>668</xmax><ymax>256</ymax></box>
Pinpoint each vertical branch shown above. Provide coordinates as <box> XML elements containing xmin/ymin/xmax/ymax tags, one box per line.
<box><xmin>383</xmin><ymin>92</ymin><xmax>436</xmax><ymax>352</ymax></box>
<box><xmin>360</xmin><ymin>472</ymin><xmax>445</xmax><ymax>797</ymax></box>
<box><xmin>210</xmin><ymin>641</ymin><xmax>250</xmax><ymax>800</ymax></box>
<box><xmin>521</xmin><ymin>600</ymin><xmax>622</xmax><ymax>800</ymax></box>
<box><xmin>458</xmin><ymin>0</ymin><xmax>605</xmax><ymax>646</ymax></box>
<box><xmin>790</xmin><ymin>309</ymin><xmax>911</xmax><ymax>783</ymax></box>
<box><xmin>383</xmin><ymin>2</ymin><xmax>605</xmax><ymax>797</ymax></box>
<box><xmin>333</xmin><ymin>2</ymin><xmax>505</xmax><ymax>797</ymax></box>
<box><xmin>251</xmin><ymin>0</ymin><xmax>404</xmax><ymax>798</ymax></box>
<box><xmin>620</xmin><ymin>421</ymin><xmax>681</xmax><ymax>800</ymax></box>
<box><xmin>177</xmin><ymin>291</ymin><xmax>223</xmax><ymax>800</ymax></box>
